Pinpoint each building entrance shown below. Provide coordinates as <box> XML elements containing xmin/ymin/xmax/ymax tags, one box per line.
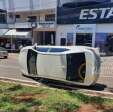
<box><xmin>37</xmin><ymin>31</ymin><xmax>56</xmax><ymax>45</ymax></box>
<box><xmin>76</xmin><ymin>33</ymin><xmax>92</xmax><ymax>47</ymax></box>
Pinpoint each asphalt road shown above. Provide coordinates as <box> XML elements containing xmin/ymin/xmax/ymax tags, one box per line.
<box><xmin>0</xmin><ymin>53</ymin><xmax>113</xmax><ymax>92</ymax></box>
<box><xmin>0</xmin><ymin>53</ymin><xmax>34</xmax><ymax>82</ymax></box>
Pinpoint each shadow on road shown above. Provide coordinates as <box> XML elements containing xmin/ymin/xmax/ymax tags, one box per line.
<box><xmin>30</xmin><ymin>77</ymin><xmax>107</xmax><ymax>92</ymax></box>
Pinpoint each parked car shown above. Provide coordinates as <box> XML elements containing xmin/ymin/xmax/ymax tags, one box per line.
<box><xmin>0</xmin><ymin>47</ymin><xmax>8</xmax><ymax>59</ymax></box>
<box><xmin>19</xmin><ymin>45</ymin><xmax>101</xmax><ymax>86</ymax></box>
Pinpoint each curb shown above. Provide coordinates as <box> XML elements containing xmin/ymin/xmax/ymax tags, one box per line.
<box><xmin>0</xmin><ymin>77</ymin><xmax>42</xmax><ymax>87</ymax></box>
<box><xmin>0</xmin><ymin>77</ymin><xmax>113</xmax><ymax>99</ymax></box>
<box><xmin>77</xmin><ymin>89</ymin><xmax>113</xmax><ymax>99</ymax></box>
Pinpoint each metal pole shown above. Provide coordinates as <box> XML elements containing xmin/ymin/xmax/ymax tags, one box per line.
<box><xmin>31</xmin><ymin>28</ymin><xmax>33</xmax><ymax>44</ymax></box>
<box><xmin>11</xmin><ymin>29</ymin><xmax>13</xmax><ymax>53</ymax></box>
<box><xmin>55</xmin><ymin>0</ymin><xmax>58</xmax><ymax>46</ymax></box>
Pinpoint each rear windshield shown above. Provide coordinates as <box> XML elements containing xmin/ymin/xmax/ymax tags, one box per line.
<box><xmin>49</xmin><ymin>48</ymin><xmax>69</xmax><ymax>52</ymax></box>
<box><xmin>36</xmin><ymin>47</ymin><xmax>69</xmax><ymax>53</ymax></box>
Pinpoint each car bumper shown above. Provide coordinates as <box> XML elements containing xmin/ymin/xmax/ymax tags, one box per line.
<box><xmin>0</xmin><ymin>52</ymin><xmax>8</xmax><ymax>58</ymax></box>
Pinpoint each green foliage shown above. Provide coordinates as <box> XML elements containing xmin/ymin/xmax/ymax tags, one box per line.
<box><xmin>0</xmin><ymin>81</ymin><xmax>113</xmax><ymax>112</ymax></box>
<box><xmin>7</xmin><ymin>84</ymin><xmax>23</xmax><ymax>91</ymax></box>
<box><xmin>68</xmin><ymin>91</ymin><xmax>113</xmax><ymax>106</ymax></box>
<box><xmin>49</xmin><ymin>102</ymin><xmax>79</xmax><ymax>112</ymax></box>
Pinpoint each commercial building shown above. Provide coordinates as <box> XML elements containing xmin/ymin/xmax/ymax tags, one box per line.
<box><xmin>1</xmin><ymin>0</ymin><xmax>113</xmax><ymax>54</ymax></box>
<box><xmin>56</xmin><ymin>0</ymin><xmax>113</xmax><ymax>54</ymax></box>
<box><xmin>0</xmin><ymin>0</ymin><xmax>56</xmax><ymax>51</ymax></box>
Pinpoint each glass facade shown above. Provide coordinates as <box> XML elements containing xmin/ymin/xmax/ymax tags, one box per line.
<box><xmin>0</xmin><ymin>10</ymin><xmax>7</xmax><ymax>24</ymax></box>
<box><xmin>95</xmin><ymin>33</ymin><xmax>113</xmax><ymax>55</ymax></box>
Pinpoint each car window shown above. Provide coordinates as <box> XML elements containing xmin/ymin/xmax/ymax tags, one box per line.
<box><xmin>0</xmin><ymin>47</ymin><xmax>6</xmax><ymax>51</ymax></box>
<box><xmin>36</xmin><ymin>47</ymin><xmax>50</xmax><ymax>52</ymax></box>
<box><xmin>49</xmin><ymin>48</ymin><xmax>69</xmax><ymax>53</ymax></box>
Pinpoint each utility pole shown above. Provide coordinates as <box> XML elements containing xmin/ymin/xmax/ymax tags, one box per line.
<box><xmin>29</xmin><ymin>0</ymin><xmax>34</xmax><ymax>12</ymax></box>
<box><xmin>29</xmin><ymin>0</ymin><xmax>34</xmax><ymax>44</ymax></box>
<box><xmin>29</xmin><ymin>0</ymin><xmax>37</xmax><ymax>45</ymax></box>
<box><xmin>8</xmin><ymin>0</ymin><xmax>15</xmax><ymax>52</ymax></box>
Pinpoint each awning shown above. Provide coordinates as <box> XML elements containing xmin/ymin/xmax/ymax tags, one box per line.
<box><xmin>5</xmin><ymin>29</ymin><xmax>30</xmax><ymax>38</ymax></box>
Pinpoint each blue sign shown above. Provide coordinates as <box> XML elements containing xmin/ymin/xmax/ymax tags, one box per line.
<box><xmin>57</xmin><ymin>0</ymin><xmax>113</xmax><ymax>24</ymax></box>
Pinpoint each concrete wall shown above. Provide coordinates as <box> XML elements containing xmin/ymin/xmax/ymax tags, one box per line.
<box><xmin>56</xmin><ymin>25</ymin><xmax>76</xmax><ymax>45</ymax></box>
<box><xmin>0</xmin><ymin>0</ymin><xmax>6</xmax><ymax>9</ymax></box>
<box><xmin>56</xmin><ymin>24</ymin><xmax>113</xmax><ymax>46</ymax></box>
<box><xmin>96</xmin><ymin>24</ymin><xmax>113</xmax><ymax>33</ymax></box>
<box><xmin>0</xmin><ymin>0</ymin><xmax>56</xmax><ymax>12</ymax></box>
<box><xmin>1</xmin><ymin>0</ymin><xmax>113</xmax><ymax>12</ymax></box>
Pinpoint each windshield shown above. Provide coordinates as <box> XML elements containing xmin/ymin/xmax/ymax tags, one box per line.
<box><xmin>0</xmin><ymin>47</ymin><xmax>6</xmax><ymax>51</ymax></box>
<box><xmin>49</xmin><ymin>48</ymin><xmax>69</xmax><ymax>52</ymax></box>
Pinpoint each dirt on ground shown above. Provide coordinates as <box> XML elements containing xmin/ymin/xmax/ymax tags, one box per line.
<box><xmin>12</xmin><ymin>93</ymin><xmax>113</xmax><ymax>112</ymax></box>
<box><xmin>76</xmin><ymin>104</ymin><xmax>113</xmax><ymax>112</ymax></box>
<box><xmin>12</xmin><ymin>93</ymin><xmax>48</xmax><ymax>102</ymax></box>
<box><xmin>76</xmin><ymin>104</ymin><xmax>97</xmax><ymax>112</ymax></box>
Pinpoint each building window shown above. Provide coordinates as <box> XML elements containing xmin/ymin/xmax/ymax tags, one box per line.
<box><xmin>45</xmin><ymin>14</ymin><xmax>55</xmax><ymax>21</ymax></box>
<box><xmin>0</xmin><ymin>13</ymin><xmax>7</xmax><ymax>23</ymax></box>
<box><xmin>27</xmin><ymin>16</ymin><xmax>37</xmax><ymax>22</ymax></box>
<box><xmin>16</xmin><ymin>15</ymin><xmax>20</xmax><ymax>19</ymax></box>
<box><xmin>15</xmin><ymin>15</ymin><xmax>21</xmax><ymax>22</ymax></box>
<box><xmin>95</xmin><ymin>33</ymin><xmax>113</xmax><ymax>55</ymax></box>
<box><xmin>9</xmin><ymin>13</ymin><xmax>14</xmax><ymax>19</ymax></box>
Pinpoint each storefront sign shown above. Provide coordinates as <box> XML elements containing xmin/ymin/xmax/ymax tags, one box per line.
<box><xmin>75</xmin><ymin>24</ymin><xmax>96</xmax><ymax>33</ymax></box>
<box><xmin>80</xmin><ymin>8</ymin><xmax>113</xmax><ymax>20</ymax></box>
<box><xmin>57</xmin><ymin>2</ymin><xmax>113</xmax><ymax>24</ymax></box>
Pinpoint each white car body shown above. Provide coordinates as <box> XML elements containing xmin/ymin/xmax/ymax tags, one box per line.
<box><xmin>19</xmin><ymin>45</ymin><xmax>101</xmax><ymax>86</ymax></box>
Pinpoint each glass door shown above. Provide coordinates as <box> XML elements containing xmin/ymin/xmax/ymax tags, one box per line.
<box><xmin>76</xmin><ymin>33</ymin><xmax>92</xmax><ymax>47</ymax></box>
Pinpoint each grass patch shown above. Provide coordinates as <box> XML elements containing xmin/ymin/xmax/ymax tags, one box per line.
<box><xmin>0</xmin><ymin>81</ymin><xmax>113</xmax><ymax>112</ymax></box>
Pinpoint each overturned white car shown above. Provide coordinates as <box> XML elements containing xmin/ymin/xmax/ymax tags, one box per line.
<box><xmin>19</xmin><ymin>45</ymin><xmax>101</xmax><ymax>86</ymax></box>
